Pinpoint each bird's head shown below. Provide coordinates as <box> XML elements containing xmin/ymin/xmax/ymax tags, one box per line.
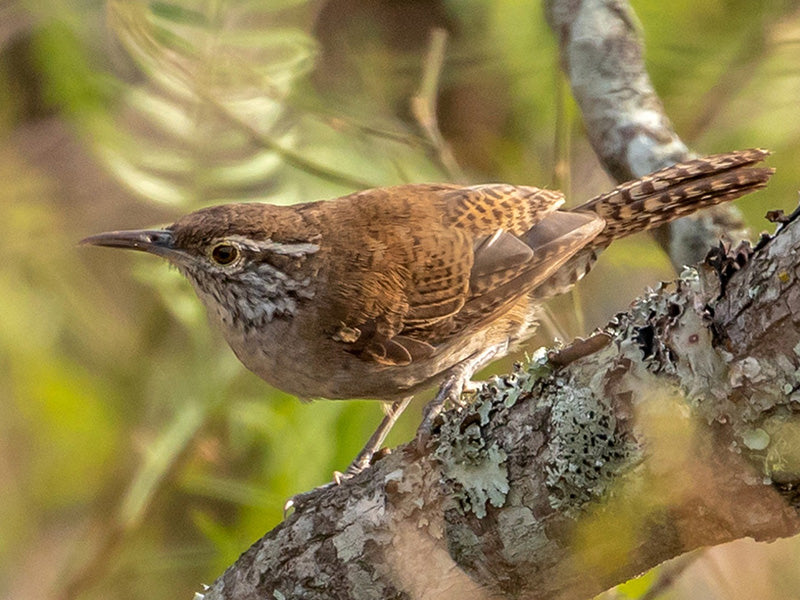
<box><xmin>82</xmin><ymin>203</ymin><xmax>320</xmax><ymax>326</ymax></box>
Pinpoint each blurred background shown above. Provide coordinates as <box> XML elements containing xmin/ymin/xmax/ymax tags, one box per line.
<box><xmin>2</xmin><ymin>1</ymin><xmax>800</xmax><ymax>599</ymax></box>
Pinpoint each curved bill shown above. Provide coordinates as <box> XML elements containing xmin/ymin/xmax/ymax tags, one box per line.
<box><xmin>80</xmin><ymin>229</ymin><xmax>187</xmax><ymax>264</ymax></box>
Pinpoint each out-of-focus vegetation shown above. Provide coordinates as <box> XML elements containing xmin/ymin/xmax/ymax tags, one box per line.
<box><xmin>2</xmin><ymin>1</ymin><xmax>799</xmax><ymax>599</ymax></box>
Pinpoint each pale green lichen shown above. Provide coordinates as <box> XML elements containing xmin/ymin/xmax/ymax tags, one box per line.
<box><xmin>613</xmin><ymin>267</ymin><xmax>796</xmax><ymax>450</ymax></box>
<box><xmin>475</xmin><ymin>350</ymin><xmax>551</xmax><ymax>412</ymax></box>
<box><xmin>730</xmin><ymin>357</ymin><xmax>765</xmax><ymax>387</ymax></box>
<box><xmin>667</xmin><ymin>308</ymin><xmax>730</xmax><ymax>405</ymax></box>
<box><xmin>332</xmin><ymin>493</ymin><xmax>385</xmax><ymax>562</ymax></box>
<box><xmin>544</xmin><ymin>380</ymin><xmax>633</xmax><ymax>511</ymax></box>
<box><xmin>499</xmin><ymin>384</ymin><xmax>522</xmax><ymax>409</ymax></box>
<box><xmin>451</xmin><ymin>426</ymin><xmax>508</xmax><ymax>518</ymax></box>
<box><xmin>477</xmin><ymin>393</ymin><xmax>495</xmax><ymax>424</ymax></box>
<box><xmin>436</xmin><ymin>419</ymin><xmax>509</xmax><ymax>518</ymax></box>
<box><xmin>742</xmin><ymin>428</ymin><xmax>770</xmax><ymax>451</ymax></box>
<box><xmin>432</xmin><ymin>347</ymin><xmax>558</xmax><ymax>518</ymax></box>
<box><xmin>679</xmin><ymin>265</ymin><xmax>700</xmax><ymax>285</ymax></box>
<box><xmin>526</xmin><ymin>346</ymin><xmax>553</xmax><ymax>380</ymax></box>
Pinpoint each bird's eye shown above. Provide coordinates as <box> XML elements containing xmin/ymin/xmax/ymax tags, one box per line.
<box><xmin>210</xmin><ymin>243</ymin><xmax>239</xmax><ymax>265</ymax></box>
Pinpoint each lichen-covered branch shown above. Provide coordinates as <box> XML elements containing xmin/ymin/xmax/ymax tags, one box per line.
<box><xmin>199</xmin><ymin>210</ymin><xmax>800</xmax><ymax>600</ymax></box>
<box><xmin>544</xmin><ymin>0</ymin><xmax>749</xmax><ymax>267</ymax></box>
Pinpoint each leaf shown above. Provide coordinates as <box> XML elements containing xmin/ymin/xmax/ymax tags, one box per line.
<box><xmin>102</xmin><ymin>0</ymin><xmax>446</xmax><ymax>207</ymax></box>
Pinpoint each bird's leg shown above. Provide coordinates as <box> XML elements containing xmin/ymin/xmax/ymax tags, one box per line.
<box><xmin>419</xmin><ymin>343</ymin><xmax>506</xmax><ymax>436</ymax></box>
<box><xmin>338</xmin><ymin>396</ymin><xmax>414</xmax><ymax>480</ymax></box>
<box><xmin>284</xmin><ymin>396</ymin><xmax>413</xmax><ymax>516</ymax></box>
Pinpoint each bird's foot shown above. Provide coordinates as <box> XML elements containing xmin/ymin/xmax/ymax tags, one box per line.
<box><xmin>417</xmin><ymin>345</ymin><xmax>506</xmax><ymax>448</ymax></box>
<box><xmin>417</xmin><ymin>369</ymin><xmax>478</xmax><ymax>446</ymax></box>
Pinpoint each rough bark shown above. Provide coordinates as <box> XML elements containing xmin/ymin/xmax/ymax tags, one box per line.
<box><xmin>197</xmin><ymin>208</ymin><xmax>800</xmax><ymax>600</ymax></box>
<box><xmin>544</xmin><ymin>0</ymin><xmax>749</xmax><ymax>268</ymax></box>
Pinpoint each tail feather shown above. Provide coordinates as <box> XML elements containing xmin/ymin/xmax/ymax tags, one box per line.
<box><xmin>575</xmin><ymin>149</ymin><xmax>773</xmax><ymax>248</ymax></box>
<box><xmin>530</xmin><ymin>149</ymin><xmax>774</xmax><ymax>302</ymax></box>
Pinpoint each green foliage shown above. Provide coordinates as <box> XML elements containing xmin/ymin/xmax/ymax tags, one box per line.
<box><xmin>3</xmin><ymin>1</ymin><xmax>800</xmax><ymax>599</ymax></box>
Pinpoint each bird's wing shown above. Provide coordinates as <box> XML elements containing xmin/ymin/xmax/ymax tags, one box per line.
<box><xmin>322</xmin><ymin>184</ymin><xmax>601</xmax><ymax>365</ymax></box>
<box><xmin>449</xmin><ymin>211</ymin><xmax>604</xmax><ymax>338</ymax></box>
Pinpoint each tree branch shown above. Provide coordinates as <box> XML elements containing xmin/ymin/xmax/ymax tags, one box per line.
<box><xmin>544</xmin><ymin>0</ymin><xmax>750</xmax><ymax>268</ymax></box>
<box><xmin>198</xmin><ymin>208</ymin><xmax>800</xmax><ymax>600</ymax></box>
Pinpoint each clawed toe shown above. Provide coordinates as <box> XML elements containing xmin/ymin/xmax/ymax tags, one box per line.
<box><xmin>417</xmin><ymin>346</ymin><xmax>507</xmax><ymax>443</ymax></box>
<box><xmin>283</xmin><ymin>481</ymin><xmax>336</xmax><ymax>516</ymax></box>
<box><xmin>418</xmin><ymin>371</ymin><xmax>478</xmax><ymax>440</ymax></box>
<box><xmin>461</xmin><ymin>379</ymin><xmax>480</xmax><ymax>394</ymax></box>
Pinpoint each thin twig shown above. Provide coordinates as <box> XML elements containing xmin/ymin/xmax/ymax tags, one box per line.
<box><xmin>552</xmin><ymin>70</ymin><xmax>587</xmax><ymax>338</ymax></box>
<box><xmin>410</xmin><ymin>28</ymin><xmax>465</xmax><ymax>182</ymax></box>
<box><xmin>552</xmin><ymin>70</ymin><xmax>572</xmax><ymax>196</ymax></box>
<box><xmin>544</xmin><ymin>0</ymin><xmax>751</xmax><ymax>268</ymax></box>
<box><xmin>200</xmin><ymin>89</ymin><xmax>380</xmax><ymax>190</ymax></box>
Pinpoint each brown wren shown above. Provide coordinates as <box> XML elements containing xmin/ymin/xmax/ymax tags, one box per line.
<box><xmin>82</xmin><ymin>149</ymin><xmax>772</xmax><ymax>474</ymax></box>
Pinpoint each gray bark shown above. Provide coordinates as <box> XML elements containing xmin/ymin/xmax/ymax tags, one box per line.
<box><xmin>198</xmin><ymin>211</ymin><xmax>800</xmax><ymax>600</ymax></box>
<box><xmin>544</xmin><ymin>0</ymin><xmax>749</xmax><ymax>268</ymax></box>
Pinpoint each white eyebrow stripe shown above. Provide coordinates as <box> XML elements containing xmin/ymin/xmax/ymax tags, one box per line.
<box><xmin>217</xmin><ymin>235</ymin><xmax>320</xmax><ymax>256</ymax></box>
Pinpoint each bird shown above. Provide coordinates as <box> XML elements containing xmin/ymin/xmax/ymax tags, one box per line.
<box><xmin>82</xmin><ymin>149</ymin><xmax>773</xmax><ymax>474</ymax></box>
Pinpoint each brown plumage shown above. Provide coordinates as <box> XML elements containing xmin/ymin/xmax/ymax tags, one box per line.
<box><xmin>82</xmin><ymin>149</ymin><xmax>773</xmax><ymax>470</ymax></box>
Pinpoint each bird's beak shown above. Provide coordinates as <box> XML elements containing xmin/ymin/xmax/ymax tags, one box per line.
<box><xmin>80</xmin><ymin>229</ymin><xmax>188</xmax><ymax>264</ymax></box>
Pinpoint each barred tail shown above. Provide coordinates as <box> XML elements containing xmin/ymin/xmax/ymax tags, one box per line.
<box><xmin>575</xmin><ymin>148</ymin><xmax>774</xmax><ymax>248</ymax></box>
